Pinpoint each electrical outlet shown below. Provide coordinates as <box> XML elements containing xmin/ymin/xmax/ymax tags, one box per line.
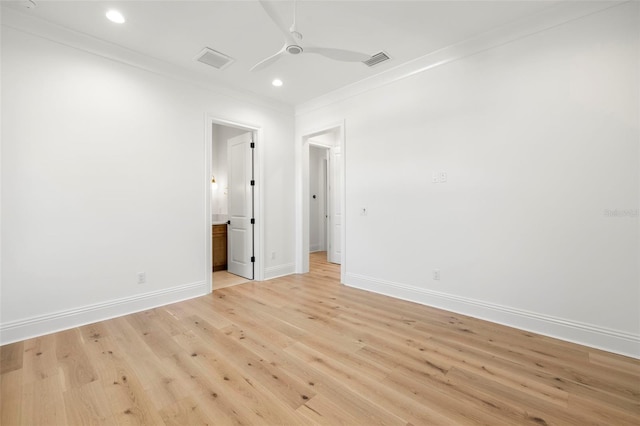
<box><xmin>433</xmin><ymin>269</ymin><xmax>441</xmax><ymax>281</ymax></box>
<box><xmin>137</xmin><ymin>272</ymin><xmax>146</xmax><ymax>284</ymax></box>
<box><xmin>432</xmin><ymin>172</ymin><xmax>439</xmax><ymax>183</ymax></box>
<box><xmin>271</xmin><ymin>251</ymin><xmax>276</xmax><ymax>260</ymax></box>
<box><xmin>439</xmin><ymin>171</ymin><xmax>447</xmax><ymax>183</ymax></box>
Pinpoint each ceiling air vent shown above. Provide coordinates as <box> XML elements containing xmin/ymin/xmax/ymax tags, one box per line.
<box><xmin>363</xmin><ymin>51</ymin><xmax>391</xmax><ymax>67</ymax></box>
<box><xmin>195</xmin><ymin>47</ymin><xmax>235</xmax><ymax>70</ymax></box>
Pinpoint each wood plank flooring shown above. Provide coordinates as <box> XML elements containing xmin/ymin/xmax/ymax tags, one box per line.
<box><xmin>212</xmin><ymin>270</ymin><xmax>250</xmax><ymax>290</ymax></box>
<box><xmin>2</xmin><ymin>252</ymin><xmax>639</xmax><ymax>425</ymax></box>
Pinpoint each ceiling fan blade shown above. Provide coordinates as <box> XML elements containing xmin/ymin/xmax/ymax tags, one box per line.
<box><xmin>251</xmin><ymin>45</ymin><xmax>286</xmax><ymax>72</ymax></box>
<box><xmin>258</xmin><ymin>0</ymin><xmax>296</xmax><ymax>45</ymax></box>
<box><xmin>305</xmin><ymin>47</ymin><xmax>370</xmax><ymax>62</ymax></box>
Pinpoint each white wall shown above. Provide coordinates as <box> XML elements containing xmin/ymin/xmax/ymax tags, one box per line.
<box><xmin>309</xmin><ymin>146</ymin><xmax>327</xmax><ymax>252</ymax></box>
<box><xmin>1</xmin><ymin>14</ymin><xmax>295</xmax><ymax>343</ymax></box>
<box><xmin>296</xmin><ymin>3</ymin><xmax>639</xmax><ymax>357</ymax></box>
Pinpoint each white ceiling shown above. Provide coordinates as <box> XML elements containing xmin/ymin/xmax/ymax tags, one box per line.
<box><xmin>3</xmin><ymin>0</ymin><xmax>564</xmax><ymax>106</ymax></box>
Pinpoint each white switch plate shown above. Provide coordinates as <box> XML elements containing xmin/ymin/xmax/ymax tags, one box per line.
<box><xmin>439</xmin><ymin>171</ymin><xmax>447</xmax><ymax>183</ymax></box>
<box><xmin>432</xmin><ymin>172</ymin><xmax>439</xmax><ymax>183</ymax></box>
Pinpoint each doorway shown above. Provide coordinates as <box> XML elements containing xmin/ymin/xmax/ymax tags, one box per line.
<box><xmin>309</xmin><ymin>146</ymin><xmax>328</xmax><ymax>255</ymax></box>
<box><xmin>209</xmin><ymin>120</ymin><xmax>260</xmax><ymax>290</ymax></box>
<box><xmin>301</xmin><ymin>123</ymin><xmax>345</xmax><ymax>279</ymax></box>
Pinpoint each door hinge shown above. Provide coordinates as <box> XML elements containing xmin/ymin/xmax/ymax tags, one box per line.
<box><xmin>251</xmin><ymin>256</ymin><xmax>255</xmax><ymax>263</ymax></box>
<box><xmin>250</xmin><ymin>218</ymin><xmax>255</xmax><ymax>224</ymax></box>
<box><xmin>250</xmin><ymin>142</ymin><xmax>255</xmax><ymax>148</ymax></box>
<box><xmin>250</xmin><ymin>180</ymin><xmax>255</xmax><ymax>186</ymax></box>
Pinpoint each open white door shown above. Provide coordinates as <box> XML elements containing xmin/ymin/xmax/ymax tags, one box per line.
<box><xmin>327</xmin><ymin>146</ymin><xmax>342</xmax><ymax>264</ymax></box>
<box><xmin>227</xmin><ymin>132</ymin><xmax>254</xmax><ymax>279</ymax></box>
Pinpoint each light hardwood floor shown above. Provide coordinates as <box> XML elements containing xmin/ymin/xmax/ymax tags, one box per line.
<box><xmin>1</xmin><ymin>252</ymin><xmax>639</xmax><ymax>425</ymax></box>
<box><xmin>212</xmin><ymin>270</ymin><xmax>250</xmax><ymax>290</ymax></box>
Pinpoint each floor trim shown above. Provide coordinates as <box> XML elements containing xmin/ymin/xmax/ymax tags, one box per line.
<box><xmin>345</xmin><ymin>272</ymin><xmax>640</xmax><ymax>359</ymax></box>
<box><xmin>265</xmin><ymin>263</ymin><xmax>296</xmax><ymax>280</ymax></box>
<box><xmin>0</xmin><ymin>281</ymin><xmax>208</xmax><ymax>345</ymax></box>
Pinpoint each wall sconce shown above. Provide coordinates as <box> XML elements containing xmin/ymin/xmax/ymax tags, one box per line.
<box><xmin>211</xmin><ymin>176</ymin><xmax>218</xmax><ymax>190</ymax></box>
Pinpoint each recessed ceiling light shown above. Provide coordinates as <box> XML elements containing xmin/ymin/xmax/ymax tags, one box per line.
<box><xmin>272</xmin><ymin>79</ymin><xmax>283</xmax><ymax>87</ymax></box>
<box><xmin>106</xmin><ymin>10</ymin><xmax>125</xmax><ymax>24</ymax></box>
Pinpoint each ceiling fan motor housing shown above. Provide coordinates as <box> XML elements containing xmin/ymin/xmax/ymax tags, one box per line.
<box><xmin>286</xmin><ymin>45</ymin><xmax>303</xmax><ymax>55</ymax></box>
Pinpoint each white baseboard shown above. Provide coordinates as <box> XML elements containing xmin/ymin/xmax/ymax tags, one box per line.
<box><xmin>264</xmin><ymin>263</ymin><xmax>296</xmax><ymax>280</ymax></box>
<box><xmin>0</xmin><ymin>281</ymin><xmax>209</xmax><ymax>345</ymax></box>
<box><xmin>345</xmin><ymin>272</ymin><xmax>640</xmax><ymax>359</ymax></box>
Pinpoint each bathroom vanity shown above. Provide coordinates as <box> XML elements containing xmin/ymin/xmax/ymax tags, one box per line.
<box><xmin>212</xmin><ymin>217</ymin><xmax>228</xmax><ymax>271</ymax></box>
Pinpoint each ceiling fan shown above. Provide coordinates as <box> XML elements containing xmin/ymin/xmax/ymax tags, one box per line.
<box><xmin>251</xmin><ymin>0</ymin><xmax>371</xmax><ymax>72</ymax></box>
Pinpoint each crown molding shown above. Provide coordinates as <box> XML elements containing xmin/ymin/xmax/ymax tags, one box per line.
<box><xmin>295</xmin><ymin>1</ymin><xmax>626</xmax><ymax>117</ymax></box>
<box><xmin>1</xmin><ymin>6</ymin><xmax>293</xmax><ymax>116</ymax></box>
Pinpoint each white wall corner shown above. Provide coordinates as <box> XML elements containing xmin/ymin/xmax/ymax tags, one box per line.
<box><xmin>0</xmin><ymin>281</ymin><xmax>209</xmax><ymax>346</ymax></box>
<box><xmin>344</xmin><ymin>273</ymin><xmax>640</xmax><ymax>359</ymax></box>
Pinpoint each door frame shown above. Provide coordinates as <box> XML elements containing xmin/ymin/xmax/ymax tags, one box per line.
<box><xmin>205</xmin><ymin>114</ymin><xmax>264</xmax><ymax>292</ymax></box>
<box><xmin>297</xmin><ymin>120</ymin><xmax>346</xmax><ymax>282</ymax></box>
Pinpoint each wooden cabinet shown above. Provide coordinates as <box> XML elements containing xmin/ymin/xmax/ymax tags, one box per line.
<box><xmin>212</xmin><ymin>224</ymin><xmax>227</xmax><ymax>271</ymax></box>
